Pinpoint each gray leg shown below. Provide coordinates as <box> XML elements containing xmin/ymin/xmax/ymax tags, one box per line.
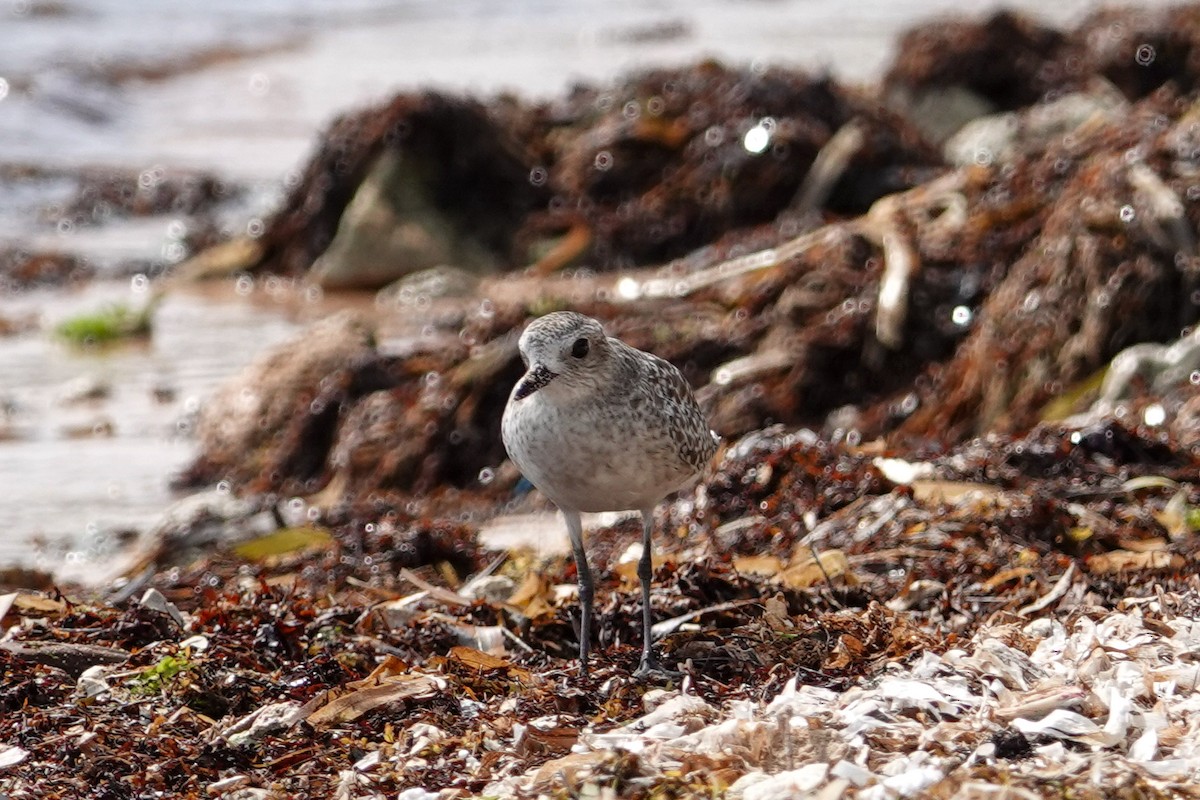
<box><xmin>635</xmin><ymin>508</ymin><xmax>661</xmax><ymax>676</ymax></box>
<box><xmin>563</xmin><ymin>509</ymin><xmax>592</xmax><ymax>677</ymax></box>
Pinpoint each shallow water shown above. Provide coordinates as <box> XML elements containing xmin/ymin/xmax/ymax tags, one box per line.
<box><xmin>0</xmin><ymin>0</ymin><xmax>1178</xmax><ymax>569</ymax></box>
<box><xmin>0</xmin><ymin>0</ymin><xmax>1153</xmax><ymax>180</ymax></box>
<box><xmin>0</xmin><ymin>280</ymin><xmax>314</xmax><ymax>568</ymax></box>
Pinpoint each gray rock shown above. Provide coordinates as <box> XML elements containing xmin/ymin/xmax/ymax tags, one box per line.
<box><xmin>945</xmin><ymin>87</ymin><xmax>1127</xmax><ymax>168</ymax></box>
<box><xmin>312</xmin><ymin>149</ymin><xmax>499</xmax><ymax>290</ymax></box>
<box><xmin>376</xmin><ymin>264</ymin><xmax>481</xmax><ymax>308</ymax></box>
<box><xmin>887</xmin><ymin>84</ymin><xmax>996</xmax><ymax>148</ymax></box>
<box><xmin>139</xmin><ymin>587</ymin><xmax>187</xmax><ymax>629</ymax></box>
<box><xmin>56</xmin><ymin>374</ymin><xmax>112</xmax><ymax>405</ymax></box>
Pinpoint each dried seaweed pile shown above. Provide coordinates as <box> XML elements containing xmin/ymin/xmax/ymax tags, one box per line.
<box><xmin>249</xmin><ymin>64</ymin><xmax>937</xmax><ymax>282</ymax></box>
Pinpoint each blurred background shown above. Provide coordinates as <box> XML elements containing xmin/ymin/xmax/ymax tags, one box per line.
<box><xmin>0</xmin><ymin>0</ymin><xmax>1174</xmax><ymax>572</ymax></box>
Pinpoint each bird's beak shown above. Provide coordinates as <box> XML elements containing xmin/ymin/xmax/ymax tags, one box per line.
<box><xmin>514</xmin><ymin>364</ymin><xmax>557</xmax><ymax>400</ymax></box>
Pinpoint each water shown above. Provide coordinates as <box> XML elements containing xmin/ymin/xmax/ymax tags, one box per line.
<box><xmin>0</xmin><ymin>0</ymin><xmax>1172</xmax><ymax>570</ymax></box>
<box><xmin>0</xmin><ymin>281</ymin><xmax>309</xmax><ymax>569</ymax></box>
<box><xmin>0</xmin><ymin>0</ymin><xmax>1147</xmax><ymax>179</ymax></box>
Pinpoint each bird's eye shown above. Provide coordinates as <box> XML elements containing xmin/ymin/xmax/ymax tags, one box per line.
<box><xmin>571</xmin><ymin>337</ymin><xmax>589</xmax><ymax>358</ymax></box>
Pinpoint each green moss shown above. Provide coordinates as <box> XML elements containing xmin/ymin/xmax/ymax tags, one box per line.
<box><xmin>55</xmin><ymin>297</ymin><xmax>158</xmax><ymax>346</ymax></box>
<box><xmin>130</xmin><ymin>654</ymin><xmax>191</xmax><ymax>696</ymax></box>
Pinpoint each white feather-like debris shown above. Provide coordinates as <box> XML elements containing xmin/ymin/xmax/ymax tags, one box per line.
<box><xmin>485</xmin><ymin>595</ymin><xmax>1200</xmax><ymax>797</ymax></box>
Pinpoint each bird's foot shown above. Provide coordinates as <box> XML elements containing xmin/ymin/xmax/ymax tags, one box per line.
<box><xmin>633</xmin><ymin>656</ymin><xmax>681</xmax><ymax>682</ymax></box>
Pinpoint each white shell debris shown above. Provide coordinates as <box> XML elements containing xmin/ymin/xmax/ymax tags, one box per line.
<box><xmin>75</xmin><ymin>664</ymin><xmax>113</xmax><ymax>699</ymax></box>
<box><xmin>0</xmin><ymin>745</ymin><xmax>29</xmax><ymax>769</ymax></box>
<box><xmin>395</xmin><ymin>789</ymin><xmax>439</xmax><ymax>800</ymax></box>
<box><xmin>488</xmin><ymin>599</ymin><xmax>1200</xmax><ymax>797</ymax></box>
<box><xmin>139</xmin><ymin>587</ymin><xmax>188</xmax><ymax>629</ymax></box>
<box><xmin>214</xmin><ymin>701</ymin><xmax>310</xmax><ymax>747</ymax></box>
<box><xmin>204</xmin><ymin>774</ymin><xmax>251</xmax><ymax>795</ymax></box>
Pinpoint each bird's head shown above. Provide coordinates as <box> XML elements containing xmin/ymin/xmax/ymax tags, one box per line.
<box><xmin>512</xmin><ymin>311</ymin><xmax>611</xmax><ymax>401</ymax></box>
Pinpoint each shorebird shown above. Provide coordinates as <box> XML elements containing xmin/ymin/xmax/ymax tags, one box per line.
<box><xmin>501</xmin><ymin>311</ymin><xmax>717</xmax><ymax>677</ymax></box>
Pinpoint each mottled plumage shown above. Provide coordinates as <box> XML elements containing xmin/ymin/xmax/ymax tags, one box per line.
<box><xmin>501</xmin><ymin>311</ymin><xmax>718</xmax><ymax>677</ymax></box>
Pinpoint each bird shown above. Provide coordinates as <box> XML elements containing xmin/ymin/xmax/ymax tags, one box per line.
<box><xmin>501</xmin><ymin>311</ymin><xmax>718</xmax><ymax>677</ymax></box>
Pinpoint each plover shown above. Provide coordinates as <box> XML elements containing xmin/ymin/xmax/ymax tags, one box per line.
<box><xmin>501</xmin><ymin>311</ymin><xmax>717</xmax><ymax>677</ymax></box>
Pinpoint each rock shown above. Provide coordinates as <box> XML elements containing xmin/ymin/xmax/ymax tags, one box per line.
<box><xmin>882</xmin><ymin>11</ymin><xmax>1076</xmax><ymax>143</ymax></box>
<box><xmin>168</xmin><ymin>236</ymin><xmax>264</xmax><ymax>283</ymax></box>
<box><xmin>139</xmin><ymin>587</ymin><xmax>187</xmax><ymax>629</ymax></box>
<box><xmin>56</xmin><ymin>374</ymin><xmax>112</xmax><ymax>405</ymax></box>
<box><xmin>944</xmin><ymin>87</ymin><xmax>1128</xmax><ymax>167</ymax></box>
<box><xmin>886</xmin><ymin>84</ymin><xmax>997</xmax><ymax>152</ymax></box>
<box><xmin>884</xmin><ymin>6</ymin><xmax>1200</xmax><ymax>146</ymax></box>
<box><xmin>312</xmin><ymin>150</ymin><xmax>500</xmax><ymax>290</ymax></box>
<box><xmin>376</xmin><ymin>264</ymin><xmax>481</xmax><ymax>308</ymax></box>
<box><xmin>252</xmin><ymin>92</ymin><xmax>543</xmax><ymax>282</ymax></box>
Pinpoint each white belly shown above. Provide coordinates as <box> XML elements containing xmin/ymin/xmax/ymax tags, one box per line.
<box><xmin>502</xmin><ymin>393</ymin><xmax>696</xmax><ymax>513</ymax></box>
